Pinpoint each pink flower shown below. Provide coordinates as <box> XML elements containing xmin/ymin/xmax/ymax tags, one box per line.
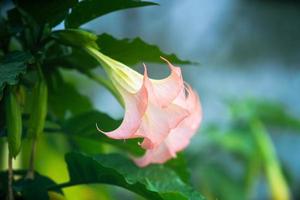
<box><xmin>134</xmin><ymin>85</ymin><xmax>202</xmax><ymax>167</ymax></box>
<box><xmin>87</xmin><ymin>47</ymin><xmax>202</xmax><ymax>166</ymax></box>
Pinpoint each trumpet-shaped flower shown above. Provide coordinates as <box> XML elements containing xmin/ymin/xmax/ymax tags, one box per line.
<box><xmin>134</xmin><ymin>85</ymin><xmax>202</xmax><ymax>166</ymax></box>
<box><xmin>87</xmin><ymin>47</ymin><xmax>202</xmax><ymax>166</ymax></box>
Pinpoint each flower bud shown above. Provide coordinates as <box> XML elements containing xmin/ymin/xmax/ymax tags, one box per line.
<box><xmin>28</xmin><ymin>79</ymin><xmax>48</xmax><ymax>139</ymax></box>
<box><xmin>5</xmin><ymin>87</ymin><xmax>22</xmax><ymax>158</ymax></box>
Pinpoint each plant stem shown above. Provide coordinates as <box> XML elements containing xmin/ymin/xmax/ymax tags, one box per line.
<box><xmin>8</xmin><ymin>153</ymin><xmax>14</xmax><ymax>200</ymax></box>
<box><xmin>26</xmin><ymin>139</ymin><xmax>37</xmax><ymax>179</ymax></box>
<box><xmin>0</xmin><ymin>140</ymin><xmax>5</xmax><ymax>170</ymax></box>
<box><xmin>251</xmin><ymin>119</ymin><xmax>290</xmax><ymax>200</ymax></box>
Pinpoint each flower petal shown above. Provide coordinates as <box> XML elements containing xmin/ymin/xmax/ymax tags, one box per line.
<box><xmin>132</xmin><ymin>66</ymin><xmax>188</xmax><ymax>148</ymax></box>
<box><xmin>165</xmin><ymin>87</ymin><xmax>202</xmax><ymax>153</ymax></box>
<box><xmin>144</xmin><ymin>58</ymin><xmax>184</xmax><ymax>107</ymax></box>
<box><xmin>137</xmin><ymin>102</ymin><xmax>189</xmax><ymax>149</ymax></box>
<box><xmin>134</xmin><ymin>142</ymin><xmax>175</xmax><ymax>167</ymax></box>
<box><xmin>97</xmin><ymin>81</ymin><xmax>148</xmax><ymax>139</ymax></box>
<box><xmin>134</xmin><ymin>85</ymin><xmax>203</xmax><ymax>166</ymax></box>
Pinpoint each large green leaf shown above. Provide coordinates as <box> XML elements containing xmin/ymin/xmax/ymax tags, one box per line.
<box><xmin>16</xmin><ymin>0</ymin><xmax>78</xmax><ymax>27</ymax></box>
<box><xmin>49</xmin><ymin>31</ymin><xmax>192</xmax><ymax>69</ymax></box>
<box><xmin>97</xmin><ymin>33</ymin><xmax>192</xmax><ymax>65</ymax></box>
<box><xmin>65</xmin><ymin>0</ymin><xmax>158</xmax><ymax>28</ymax></box>
<box><xmin>0</xmin><ymin>51</ymin><xmax>32</xmax><ymax>96</ymax></box>
<box><xmin>60</xmin><ymin>110</ymin><xmax>144</xmax><ymax>156</ymax></box>
<box><xmin>62</xmin><ymin>152</ymin><xmax>205</xmax><ymax>200</ymax></box>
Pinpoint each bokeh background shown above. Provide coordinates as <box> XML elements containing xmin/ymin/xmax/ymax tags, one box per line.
<box><xmin>1</xmin><ymin>0</ymin><xmax>300</xmax><ymax>199</ymax></box>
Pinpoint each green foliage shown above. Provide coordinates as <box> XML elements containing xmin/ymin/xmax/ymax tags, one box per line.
<box><xmin>15</xmin><ymin>0</ymin><xmax>78</xmax><ymax>27</ymax></box>
<box><xmin>197</xmin><ymin>163</ymin><xmax>246</xmax><ymax>200</ymax></box>
<box><xmin>229</xmin><ymin>99</ymin><xmax>300</xmax><ymax>131</ymax></box>
<box><xmin>65</xmin><ymin>0</ymin><xmax>158</xmax><ymax>28</ymax></box>
<box><xmin>164</xmin><ymin>153</ymin><xmax>191</xmax><ymax>183</ymax></box>
<box><xmin>28</xmin><ymin>77</ymin><xmax>48</xmax><ymax>139</ymax></box>
<box><xmin>5</xmin><ymin>88</ymin><xmax>22</xmax><ymax>158</ymax></box>
<box><xmin>97</xmin><ymin>33</ymin><xmax>192</xmax><ymax>65</ymax></box>
<box><xmin>204</xmin><ymin>127</ymin><xmax>255</xmax><ymax>158</ymax></box>
<box><xmin>64</xmin><ymin>152</ymin><xmax>205</xmax><ymax>200</ymax></box>
<box><xmin>2</xmin><ymin>9</ymin><xmax>23</xmax><ymax>43</ymax></box>
<box><xmin>47</xmin><ymin>70</ymin><xmax>93</xmax><ymax>119</ymax></box>
<box><xmin>0</xmin><ymin>171</ymin><xmax>62</xmax><ymax>200</ymax></box>
<box><xmin>250</xmin><ymin>120</ymin><xmax>290</xmax><ymax>200</ymax></box>
<box><xmin>51</xmin><ymin>29</ymin><xmax>99</xmax><ymax>49</ymax></box>
<box><xmin>44</xmin><ymin>43</ymin><xmax>99</xmax><ymax>72</ymax></box>
<box><xmin>49</xmin><ymin>30</ymin><xmax>192</xmax><ymax>73</ymax></box>
<box><xmin>0</xmin><ymin>51</ymin><xmax>32</xmax><ymax>96</ymax></box>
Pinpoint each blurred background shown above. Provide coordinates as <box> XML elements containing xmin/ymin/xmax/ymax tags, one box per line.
<box><xmin>1</xmin><ymin>0</ymin><xmax>300</xmax><ymax>199</ymax></box>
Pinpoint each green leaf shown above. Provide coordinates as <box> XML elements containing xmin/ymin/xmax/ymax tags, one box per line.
<box><xmin>0</xmin><ymin>51</ymin><xmax>32</xmax><ymax>96</ymax></box>
<box><xmin>165</xmin><ymin>153</ymin><xmax>191</xmax><ymax>183</ymax></box>
<box><xmin>51</xmin><ymin>29</ymin><xmax>99</xmax><ymax>49</ymax></box>
<box><xmin>97</xmin><ymin>33</ymin><xmax>193</xmax><ymax>65</ymax></box>
<box><xmin>65</xmin><ymin>0</ymin><xmax>158</xmax><ymax>28</ymax></box>
<box><xmin>16</xmin><ymin>0</ymin><xmax>78</xmax><ymax>27</ymax></box>
<box><xmin>60</xmin><ymin>110</ymin><xmax>144</xmax><ymax>156</ymax></box>
<box><xmin>62</xmin><ymin>152</ymin><xmax>205</xmax><ymax>200</ymax></box>
<box><xmin>47</xmin><ymin>70</ymin><xmax>93</xmax><ymax>119</ymax></box>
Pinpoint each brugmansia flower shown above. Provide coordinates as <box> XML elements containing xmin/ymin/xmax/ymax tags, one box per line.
<box><xmin>87</xmin><ymin>47</ymin><xmax>202</xmax><ymax>167</ymax></box>
<box><xmin>134</xmin><ymin>84</ymin><xmax>202</xmax><ymax>166</ymax></box>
